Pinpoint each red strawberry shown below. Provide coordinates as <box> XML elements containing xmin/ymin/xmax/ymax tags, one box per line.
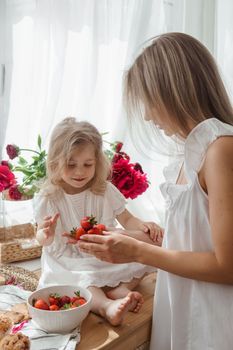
<box><xmin>94</xmin><ymin>224</ymin><xmax>106</xmax><ymax>232</ymax></box>
<box><xmin>80</xmin><ymin>215</ymin><xmax>97</xmax><ymax>230</ymax></box>
<box><xmin>49</xmin><ymin>304</ymin><xmax>59</xmax><ymax>311</ymax></box>
<box><xmin>71</xmin><ymin>291</ymin><xmax>81</xmax><ymax>303</ymax></box>
<box><xmin>59</xmin><ymin>295</ymin><xmax>71</xmax><ymax>307</ymax></box>
<box><xmin>49</xmin><ymin>293</ymin><xmax>60</xmax><ymax>306</ymax></box>
<box><xmin>76</xmin><ymin>297</ymin><xmax>86</xmax><ymax>305</ymax></box>
<box><xmin>72</xmin><ymin>298</ymin><xmax>86</xmax><ymax>307</ymax></box>
<box><xmin>75</xmin><ymin>227</ymin><xmax>86</xmax><ymax>240</ymax></box>
<box><xmin>70</xmin><ymin>227</ymin><xmax>86</xmax><ymax>240</ymax></box>
<box><xmin>34</xmin><ymin>299</ymin><xmax>49</xmax><ymax>310</ymax></box>
<box><xmin>87</xmin><ymin>227</ymin><xmax>102</xmax><ymax>235</ymax></box>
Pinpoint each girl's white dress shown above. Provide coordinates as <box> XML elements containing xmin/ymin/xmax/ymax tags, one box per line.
<box><xmin>35</xmin><ymin>182</ymin><xmax>154</xmax><ymax>289</ymax></box>
<box><xmin>150</xmin><ymin>118</ymin><xmax>233</xmax><ymax>350</ymax></box>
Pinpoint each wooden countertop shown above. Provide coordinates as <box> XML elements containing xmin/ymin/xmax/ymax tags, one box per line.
<box><xmin>77</xmin><ymin>272</ymin><xmax>156</xmax><ymax>350</ymax></box>
<box><xmin>33</xmin><ymin>267</ymin><xmax>156</xmax><ymax>349</ymax></box>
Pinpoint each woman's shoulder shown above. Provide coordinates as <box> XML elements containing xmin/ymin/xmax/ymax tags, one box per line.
<box><xmin>184</xmin><ymin>118</ymin><xmax>233</xmax><ymax>174</ymax></box>
<box><xmin>205</xmin><ymin>135</ymin><xmax>233</xmax><ymax>169</ymax></box>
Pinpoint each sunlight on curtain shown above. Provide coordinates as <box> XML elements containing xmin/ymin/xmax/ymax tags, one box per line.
<box><xmin>4</xmin><ymin>0</ymin><xmax>166</xmax><ymax>146</ymax></box>
<box><xmin>215</xmin><ymin>0</ymin><xmax>233</xmax><ymax>101</ymax></box>
<box><xmin>2</xmin><ymin>0</ymin><xmax>216</xmax><ymax>224</ymax></box>
<box><xmin>3</xmin><ymin>0</ymin><xmax>169</xmax><ymax>224</ymax></box>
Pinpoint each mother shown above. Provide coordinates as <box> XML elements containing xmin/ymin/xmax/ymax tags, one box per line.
<box><xmin>78</xmin><ymin>32</ymin><xmax>233</xmax><ymax>350</ymax></box>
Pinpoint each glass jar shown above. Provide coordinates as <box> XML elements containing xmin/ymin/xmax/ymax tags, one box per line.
<box><xmin>0</xmin><ymin>191</ymin><xmax>36</xmax><ymax>242</ymax></box>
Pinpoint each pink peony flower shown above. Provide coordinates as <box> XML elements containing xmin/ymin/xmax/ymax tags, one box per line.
<box><xmin>6</xmin><ymin>144</ymin><xmax>20</xmax><ymax>160</ymax></box>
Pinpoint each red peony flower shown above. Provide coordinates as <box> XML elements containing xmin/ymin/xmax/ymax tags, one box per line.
<box><xmin>115</xmin><ymin>142</ymin><xmax>123</xmax><ymax>153</ymax></box>
<box><xmin>6</xmin><ymin>144</ymin><xmax>20</xmax><ymax>160</ymax></box>
<box><xmin>134</xmin><ymin>162</ymin><xmax>143</xmax><ymax>173</ymax></box>
<box><xmin>1</xmin><ymin>160</ymin><xmax>10</xmax><ymax>168</ymax></box>
<box><xmin>0</xmin><ymin>165</ymin><xmax>16</xmax><ymax>192</ymax></box>
<box><xmin>8</xmin><ymin>185</ymin><xmax>23</xmax><ymax>200</ymax></box>
<box><xmin>111</xmin><ymin>157</ymin><xmax>149</xmax><ymax>199</ymax></box>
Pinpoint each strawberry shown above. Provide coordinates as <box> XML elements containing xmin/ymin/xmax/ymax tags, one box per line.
<box><xmin>49</xmin><ymin>304</ymin><xmax>59</xmax><ymax>311</ymax></box>
<box><xmin>71</xmin><ymin>291</ymin><xmax>81</xmax><ymax>303</ymax></box>
<box><xmin>75</xmin><ymin>227</ymin><xmax>86</xmax><ymax>240</ymax></box>
<box><xmin>34</xmin><ymin>299</ymin><xmax>49</xmax><ymax>310</ymax></box>
<box><xmin>72</xmin><ymin>298</ymin><xmax>86</xmax><ymax>307</ymax></box>
<box><xmin>49</xmin><ymin>293</ymin><xmax>60</xmax><ymax>306</ymax></box>
<box><xmin>70</xmin><ymin>227</ymin><xmax>86</xmax><ymax>240</ymax></box>
<box><xmin>94</xmin><ymin>224</ymin><xmax>106</xmax><ymax>232</ymax></box>
<box><xmin>80</xmin><ymin>215</ymin><xmax>97</xmax><ymax>230</ymax></box>
<box><xmin>87</xmin><ymin>227</ymin><xmax>102</xmax><ymax>235</ymax></box>
<box><xmin>76</xmin><ymin>297</ymin><xmax>86</xmax><ymax>305</ymax></box>
<box><xmin>59</xmin><ymin>295</ymin><xmax>71</xmax><ymax>307</ymax></box>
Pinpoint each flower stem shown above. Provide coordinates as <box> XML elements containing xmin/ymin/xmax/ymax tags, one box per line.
<box><xmin>103</xmin><ymin>140</ymin><xmax>112</xmax><ymax>145</ymax></box>
<box><xmin>19</xmin><ymin>148</ymin><xmax>41</xmax><ymax>155</ymax></box>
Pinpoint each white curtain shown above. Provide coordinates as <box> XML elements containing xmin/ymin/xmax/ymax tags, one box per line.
<box><xmin>2</xmin><ymin>0</ymin><xmax>165</xmax><ymax>147</ymax></box>
<box><xmin>215</xmin><ymin>0</ymin><xmax>233</xmax><ymax>101</ymax></box>
<box><xmin>1</xmin><ymin>0</ymin><xmax>217</xmax><ymax>225</ymax></box>
<box><xmin>1</xmin><ymin>0</ymin><xmax>168</xmax><ymax>224</ymax></box>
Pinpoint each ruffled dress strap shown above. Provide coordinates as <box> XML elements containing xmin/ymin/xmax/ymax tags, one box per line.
<box><xmin>184</xmin><ymin>118</ymin><xmax>233</xmax><ymax>181</ymax></box>
<box><xmin>160</xmin><ymin>118</ymin><xmax>233</xmax><ymax>209</ymax></box>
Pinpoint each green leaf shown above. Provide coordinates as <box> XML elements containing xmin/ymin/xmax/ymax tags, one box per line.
<box><xmin>37</xmin><ymin>135</ymin><xmax>42</xmax><ymax>150</ymax></box>
<box><xmin>18</xmin><ymin>157</ymin><xmax>28</xmax><ymax>165</ymax></box>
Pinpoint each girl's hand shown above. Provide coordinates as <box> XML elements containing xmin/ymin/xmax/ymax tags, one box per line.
<box><xmin>77</xmin><ymin>231</ymin><xmax>140</xmax><ymax>263</ymax></box>
<box><xmin>62</xmin><ymin>232</ymin><xmax>77</xmax><ymax>244</ymax></box>
<box><xmin>37</xmin><ymin>213</ymin><xmax>60</xmax><ymax>245</ymax></box>
<box><xmin>141</xmin><ymin>222</ymin><xmax>164</xmax><ymax>245</ymax></box>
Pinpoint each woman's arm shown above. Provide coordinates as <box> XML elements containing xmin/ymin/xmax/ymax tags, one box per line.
<box><xmin>78</xmin><ymin>137</ymin><xmax>233</xmax><ymax>284</ymax></box>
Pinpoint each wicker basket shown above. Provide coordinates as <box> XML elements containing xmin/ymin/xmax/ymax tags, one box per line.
<box><xmin>0</xmin><ymin>223</ymin><xmax>42</xmax><ymax>264</ymax></box>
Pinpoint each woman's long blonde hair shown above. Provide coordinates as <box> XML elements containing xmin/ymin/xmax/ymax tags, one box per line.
<box><xmin>124</xmin><ymin>32</ymin><xmax>233</xmax><ymax>137</ymax></box>
<box><xmin>44</xmin><ymin>117</ymin><xmax>110</xmax><ymax>195</ymax></box>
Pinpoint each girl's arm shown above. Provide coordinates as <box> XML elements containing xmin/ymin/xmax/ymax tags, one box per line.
<box><xmin>117</xmin><ymin>209</ymin><xmax>164</xmax><ymax>244</ymax></box>
<box><xmin>78</xmin><ymin>137</ymin><xmax>233</xmax><ymax>284</ymax></box>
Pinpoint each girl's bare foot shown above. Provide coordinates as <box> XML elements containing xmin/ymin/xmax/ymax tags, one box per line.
<box><xmin>102</xmin><ymin>292</ymin><xmax>144</xmax><ymax>326</ymax></box>
<box><xmin>105</xmin><ymin>278</ymin><xmax>143</xmax><ymax>300</ymax></box>
<box><xmin>127</xmin><ymin>291</ymin><xmax>144</xmax><ymax>313</ymax></box>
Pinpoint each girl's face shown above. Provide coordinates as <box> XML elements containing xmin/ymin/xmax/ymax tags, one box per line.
<box><xmin>61</xmin><ymin>144</ymin><xmax>96</xmax><ymax>194</ymax></box>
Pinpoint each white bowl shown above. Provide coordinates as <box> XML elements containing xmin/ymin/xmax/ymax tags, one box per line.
<box><xmin>27</xmin><ymin>285</ymin><xmax>92</xmax><ymax>333</ymax></box>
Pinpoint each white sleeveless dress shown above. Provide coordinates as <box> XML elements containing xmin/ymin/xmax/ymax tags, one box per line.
<box><xmin>150</xmin><ymin>118</ymin><xmax>233</xmax><ymax>350</ymax></box>
<box><xmin>34</xmin><ymin>182</ymin><xmax>154</xmax><ymax>289</ymax></box>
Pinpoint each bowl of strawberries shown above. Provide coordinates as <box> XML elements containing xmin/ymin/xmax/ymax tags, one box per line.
<box><xmin>27</xmin><ymin>285</ymin><xmax>92</xmax><ymax>333</ymax></box>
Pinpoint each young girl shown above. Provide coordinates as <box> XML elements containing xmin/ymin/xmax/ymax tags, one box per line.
<box><xmin>77</xmin><ymin>32</ymin><xmax>233</xmax><ymax>349</ymax></box>
<box><xmin>35</xmin><ymin>117</ymin><xmax>162</xmax><ymax>326</ymax></box>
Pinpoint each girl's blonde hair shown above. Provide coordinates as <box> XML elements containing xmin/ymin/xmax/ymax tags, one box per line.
<box><xmin>124</xmin><ymin>32</ymin><xmax>233</xmax><ymax>136</ymax></box>
<box><xmin>44</xmin><ymin>117</ymin><xmax>110</xmax><ymax>195</ymax></box>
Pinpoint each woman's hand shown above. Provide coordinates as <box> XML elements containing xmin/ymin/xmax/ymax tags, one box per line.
<box><xmin>77</xmin><ymin>230</ymin><xmax>141</xmax><ymax>263</ymax></box>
